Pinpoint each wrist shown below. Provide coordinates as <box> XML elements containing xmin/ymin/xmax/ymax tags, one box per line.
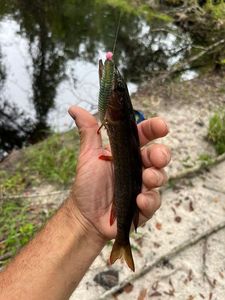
<box><xmin>63</xmin><ymin>198</ymin><xmax>106</xmax><ymax>249</ymax></box>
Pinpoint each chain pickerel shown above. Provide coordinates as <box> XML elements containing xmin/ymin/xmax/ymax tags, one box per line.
<box><xmin>98</xmin><ymin>52</ymin><xmax>142</xmax><ymax>271</ymax></box>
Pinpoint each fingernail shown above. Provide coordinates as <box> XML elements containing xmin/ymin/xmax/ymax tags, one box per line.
<box><xmin>68</xmin><ymin>107</ymin><xmax>76</xmax><ymax>120</ymax></box>
<box><xmin>151</xmin><ymin>169</ymin><xmax>163</xmax><ymax>185</ymax></box>
<box><xmin>161</xmin><ymin>118</ymin><xmax>170</xmax><ymax>132</ymax></box>
<box><xmin>162</xmin><ymin>149</ymin><xmax>171</xmax><ymax>164</ymax></box>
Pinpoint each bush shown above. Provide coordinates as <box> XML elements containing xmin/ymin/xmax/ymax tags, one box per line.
<box><xmin>208</xmin><ymin>110</ymin><xmax>225</xmax><ymax>155</ymax></box>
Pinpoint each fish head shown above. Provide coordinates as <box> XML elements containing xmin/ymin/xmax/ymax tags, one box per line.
<box><xmin>106</xmin><ymin>68</ymin><xmax>134</xmax><ymax>122</ymax></box>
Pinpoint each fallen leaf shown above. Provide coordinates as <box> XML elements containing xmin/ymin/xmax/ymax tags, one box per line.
<box><xmin>213</xmin><ymin>197</ymin><xmax>219</xmax><ymax>203</ymax></box>
<box><xmin>175</xmin><ymin>216</ymin><xmax>182</xmax><ymax>223</ymax></box>
<box><xmin>175</xmin><ymin>200</ymin><xmax>182</xmax><ymax>207</ymax></box>
<box><xmin>155</xmin><ymin>222</ymin><xmax>162</xmax><ymax>230</ymax></box>
<box><xmin>165</xmin><ymin>291</ymin><xmax>174</xmax><ymax>296</ymax></box>
<box><xmin>171</xmin><ymin>207</ymin><xmax>176</xmax><ymax>215</ymax></box>
<box><xmin>137</xmin><ymin>288</ymin><xmax>147</xmax><ymax>300</ymax></box>
<box><xmin>162</xmin><ymin>259</ymin><xmax>174</xmax><ymax>269</ymax></box>
<box><xmin>153</xmin><ymin>242</ymin><xmax>161</xmax><ymax>248</ymax></box>
<box><xmin>169</xmin><ymin>279</ymin><xmax>173</xmax><ymax>287</ymax></box>
<box><xmin>188</xmin><ymin>269</ymin><xmax>193</xmax><ymax>281</ymax></box>
<box><xmin>152</xmin><ymin>281</ymin><xmax>159</xmax><ymax>290</ymax></box>
<box><xmin>189</xmin><ymin>201</ymin><xmax>194</xmax><ymax>211</ymax></box>
<box><xmin>123</xmin><ymin>283</ymin><xmax>133</xmax><ymax>293</ymax></box>
<box><xmin>150</xmin><ymin>291</ymin><xmax>161</xmax><ymax>297</ymax></box>
<box><xmin>113</xmin><ymin>289</ymin><xmax>123</xmax><ymax>298</ymax></box>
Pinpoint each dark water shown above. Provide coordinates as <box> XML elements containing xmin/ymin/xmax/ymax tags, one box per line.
<box><xmin>0</xmin><ymin>0</ymin><xmax>191</xmax><ymax>155</ymax></box>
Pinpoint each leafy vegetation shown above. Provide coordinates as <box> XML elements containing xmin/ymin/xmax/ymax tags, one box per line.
<box><xmin>0</xmin><ymin>198</ymin><xmax>50</xmax><ymax>267</ymax></box>
<box><xmin>197</xmin><ymin>153</ymin><xmax>213</xmax><ymax>165</ymax></box>
<box><xmin>205</xmin><ymin>0</ymin><xmax>225</xmax><ymax>20</ymax></box>
<box><xmin>0</xmin><ymin>130</ymin><xmax>77</xmax><ymax>266</ymax></box>
<box><xmin>0</xmin><ymin>130</ymin><xmax>79</xmax><ymax>196</ymax></box>
<box><xmin>208</xmin><ymin>110</ymin><xmax>225</xmax><ymax>155</ymax></box>
<box><xmin>0</xmin><ymin>171</ymin><xmax>26</xmax><ymax>194</ymax></box>
<box><xmin>97</xmin><ymin>0</ymin><xmax>172</xmax><ymax>21</ymax></box>
<box><xmin>26</xmin><ymin>131</ymin><xmax>79</xmax><ymax>186</ymax></box>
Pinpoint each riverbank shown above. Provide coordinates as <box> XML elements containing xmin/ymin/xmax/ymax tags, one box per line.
<box><xmin>0</xmin><ymin>69</ymin><xmax>224</xmax><ymax>267</ymax></box>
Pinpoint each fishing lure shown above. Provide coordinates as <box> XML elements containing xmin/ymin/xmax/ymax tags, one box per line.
<box><xmin>98</xmin><ymin>52</ymin><xmax>115</xmax><ymax>124</ymax></box>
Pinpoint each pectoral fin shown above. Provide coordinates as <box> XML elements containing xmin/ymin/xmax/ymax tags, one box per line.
<box><xmin>109</xmin><ymin>204</ymin><xmax>116</xmax><ymax>225</ymax></box>
<box><xmin>98</xmin><ymin>154</ymin><xmax>113</xmax><ymax>161</ymax></box>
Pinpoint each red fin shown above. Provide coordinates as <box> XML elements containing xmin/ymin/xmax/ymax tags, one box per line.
<box><xmin>110</xmin><ymin>205</ymin><xmax>116</xmax><ymax>226</ymax></box>
<box><xmin>99</xmin><ymin>154</ymin><xmax>113</xmax><ymax>161</ymax></box>
<box><xmin>133</xmin><ymin>210</ymin><xmax>139</xmax><ymax>233</ymax></box>
<box><xmin>109</xmin><ymin>240</ymin><xmax>135</xmax><ymax>272</ymax></box>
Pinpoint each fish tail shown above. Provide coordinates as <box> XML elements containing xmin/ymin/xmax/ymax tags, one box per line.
<box><xmin>109</xmin><ymin>239</ymin><xmax>135</xmax><ymax>271</ymax></box>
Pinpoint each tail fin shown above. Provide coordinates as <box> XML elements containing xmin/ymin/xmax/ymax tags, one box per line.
<box><xmin>109</xmin><ymin>239</ymin><xmax>135</xmax><ymax>271</ymax></box>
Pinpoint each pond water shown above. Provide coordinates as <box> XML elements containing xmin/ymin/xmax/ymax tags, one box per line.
<box><xmin>0</xmin><ymin>1</ymin><xmax>192</xmax><ymax>154</ymax></box>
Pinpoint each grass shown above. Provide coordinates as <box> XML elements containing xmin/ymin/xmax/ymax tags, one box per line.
<box><xmin>197</xmin><ymin>153</ymin><xmax>213</xmax><ymax>165</ymax></box>
<box><xmin>0</xmin><ymin>130</ymin><xmax>77</xmax><ymax>266</ymax></box>
<box><xmin>0</xmin><ymin>129</ymin><xmax>80</xmax><ymax>195</ymax></box>
<box><xmin>26</xmin><ymin>130</ymin><xmax>79</xmax><ymax>186</ymax></box>
<box><xmin>0</xmin><ymin>198</ymin><xmax>51</xmax><ymax>267</ymax></box>
<box><xmin>208</xmin><ymin>110</ymin><xmax>225</xmax><ymax>155</ymax></box>
<box><xmin>0</xmin><ymin>171</ymin><xmax>26</xmax><ymax>195</ymax></box>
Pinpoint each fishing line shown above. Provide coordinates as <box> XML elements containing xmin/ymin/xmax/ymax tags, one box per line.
<box><xmin>112</xmin><ymin>11</ymin><xmax>122</xmax><ymax>56</ymax></box>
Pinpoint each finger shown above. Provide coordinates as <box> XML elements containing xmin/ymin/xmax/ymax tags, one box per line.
<box><xmin>141</xmin><ymin>144</ymin><xmax>171</xmax><ymax>168</ymax></box>
<box><xmin>138</xmin><ymin>117</ymin><xmax>169</xmax><ymax>147</ymax></box>
<box><xmin>68</xmin><ymin>106</ymin><xmax>102</xmax><ymax>153</ymax></box>
<box><xmin>142</xmin><ymin>168</ymin><xmax>167</xmax><ymax>189</ymax></box>
<box><xmin>137</xmin><ymin>190</ymin><xmax>161</xmax><ymax>224</ymax></box>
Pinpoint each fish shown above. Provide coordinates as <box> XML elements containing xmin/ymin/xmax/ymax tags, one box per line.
<box><xmin>98</xmin><ymin>52</ymin><xmax>142</xmax><ymax>271</ymax></box>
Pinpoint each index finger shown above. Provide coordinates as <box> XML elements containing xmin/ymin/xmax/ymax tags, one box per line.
<box><xmin>138</xmin><ymin>117</ymin><xmax>169</xmax><ymax>147</ymax></box>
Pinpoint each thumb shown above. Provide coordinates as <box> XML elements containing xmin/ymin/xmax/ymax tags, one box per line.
<box><xmin>68</xmin><ymin>106</ymin><xmax>102</xmax><ymax>152</ymax></box>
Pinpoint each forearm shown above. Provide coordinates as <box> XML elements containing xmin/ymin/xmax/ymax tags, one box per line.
<box><xmin>0</xmin><ymin>199</ymin><xmax>105</xmax><ymax>300</ymax></box>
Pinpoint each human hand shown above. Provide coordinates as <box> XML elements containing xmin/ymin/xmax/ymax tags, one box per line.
<box><xmin>68</xmin><ymin>106</ymin><xmax>170</xmax><ymax>242</ymax></box>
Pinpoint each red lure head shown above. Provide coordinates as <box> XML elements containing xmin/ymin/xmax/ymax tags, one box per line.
<box><xmin>106</xmin><ymin>51</ymin><xmax>113</xmax><ymax>61</ymax></box>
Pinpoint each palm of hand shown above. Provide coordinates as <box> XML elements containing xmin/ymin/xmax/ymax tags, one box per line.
<box><xmin>72</xmin><ymin>147</ymin><xmax>117</xmax><ymax>240</ymax></box>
